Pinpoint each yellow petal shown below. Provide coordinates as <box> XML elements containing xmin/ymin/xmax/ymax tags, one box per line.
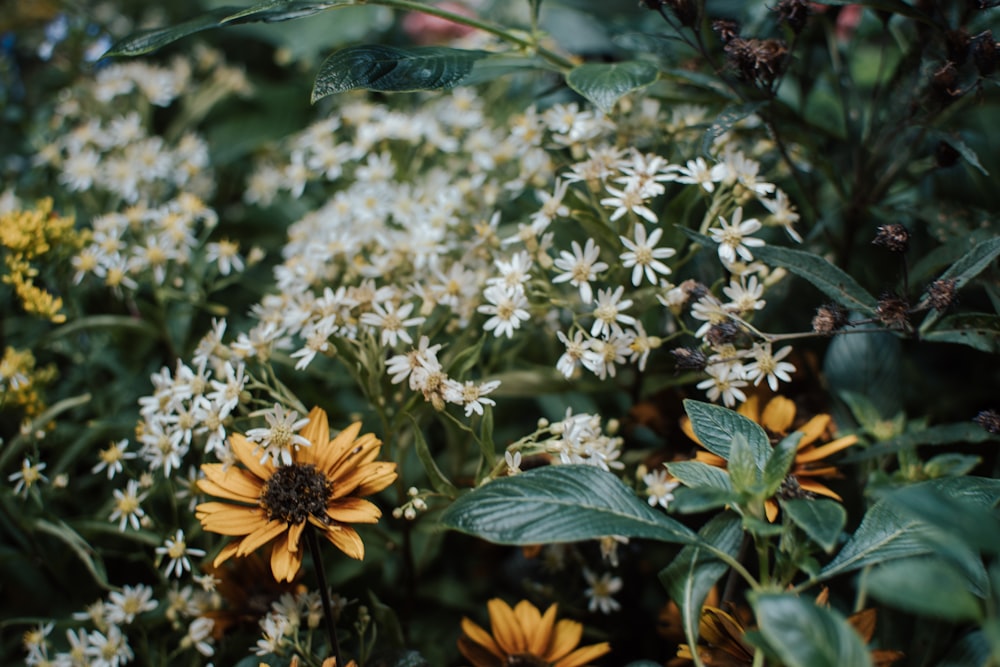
<box><xmin>796</xmin><ymin>414</ymin><xmax>831</xmax><ymax>448</ymax></box>
<box><xmin>212</xmin><ymin>541</ymin><xmax>240</xmax><ymax>568</ymax></box>
<box><xmin>765</xmin><ymin>499</ymin><xmax>779</xmax><ymax>522</ymax></box>
<box><xmin>229</xmin><ymin>433</ymin><xmax>275</xmax><ymax>480</ymax></box>
<box><xmin>737</xmin><ymin>394</ymin><xmax>761</xmax><ymax>422</ymax></box>
<box><xmin>797</xmin><ymin>478</ymin><xmax>843</xmax><ymax>501</ymax></box>
<box><xmin>795</xmin><ymin>434</ymin><xmax>858</xmax><ymax>463</ymax></box>
<box><xmin>459</xmin><ymin>618</ymin><xmax>505</xmax><ymax>659</ymax></box>
<box><xmin>331</xmin><ymin>462</ymin><xmax>397</xmax><ymax>499</ymax></box>
<box><xmin>196</xmin><ymin>503</ymin><xmax>268</xmax><ymax>536</ymax></box>
<box><xmin>315</xmin><ymin>422</ymin><xmax>364</xmax><ymax>475</ymax></box>
<box><xmin>297</xmin><ymin>406</ymin><xmax>330</xmax><ymax>464</ymax></box>
<box><xmin>235</xmin><ymin>519</ymin><xmax>289</xmax><ymax>556</ymax></box>
<box><xmin>488</xmin><ymin>598</ymin><xmax>527</xmax><ymax>654</ymax></box>
<box><xmin>269</xmin><ymin>532</ymin><xmax>303</xmax><ymax>582</ymax></box>
<box><xmin>327</xmin><ymin>497</ymin><xmax>382</xmax><ymax>524</ymax></box>
<box><xmin>553</xmin><ymin>642</ymin><xmax>612</xmax><ymax>667</ymax></box>
<box><xmin>761</xmin><ymin>396</ymin><xmax>796</xmax><ymax>434</ymax></box>
<box><xmin>680</xmin><ymin>417</ymin><xmax>701</xmax><ymax>445</ymax></box>
<box><xmin>527</xmin><ymin>603</ymin><xmax>559</xmax><ymax>658</ymax></box>
<box><xmin>319</xmin><ymin>523</ymin><xmax>365</xmax><ymax>560</ymax></box>
<box><xmin>198</xmin><ymin>465</ymin><xmax>262</xmax><ymax>502</ymax></box>
<box><xmin>545</xmin><ymin>619</ymin><xmax>583</xmax><ymax>661</ymax></box>
<box><xmin>285</xmin><ymin>520</ymin><xmax>305</xmax><ymax>553</ymax></box>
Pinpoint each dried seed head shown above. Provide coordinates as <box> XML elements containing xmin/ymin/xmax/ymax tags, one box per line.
<box><xmin>774</xmin><ymin>0</ymin><xmax>810</xmax><ymax>34</ymax></box>
<box><xmin>931</xmin><ymin>61</ymin><xmax>960</xmax><ymax>103</ymax></box>
<box><xmin>876</xmin><ymin>292</ymin><xmax>910</xmax><ymax>329</ymax></box>
<box><xmin>972</xmin><ymin>30</ymin><xmax>998</xmax><ymax>76</ymax></box>
<box><xmin>712</xmin><ymin>19</ymin><xmax>741</xmax><ymax>44</ymax></box>
<box><xmin>873</xmin><ymin>223</ymin><xmax>910</xmax><ymax>253</ymax></box>
<box><xmin>724</xmin><ymin>38</ymin><xmax>788</xmax><ymax>89</ymax></box>
<box><xmin>671</xmin><ymin>347</ymin><xmax>708</xmax><ymax>371</ymax></box>
<box><xmin>259</xmin><ymin>463</ymin><xmax>332</xmax><ymax>524</ymax></box>
<box><xmin>664</xmin><ymin>0</ymin><xmax>699</xmax><ymax>27</ymax></box>
<box><xmin>812</xmin><ymin>303</ymin><xmax>850</xmax><ymax>335</ymax></box>
<box><xmin>778</xmin><ymin>475</ymin><xmax>816</xmax><ymax>500</ymax></box>
<box><xmin>705</xmin><ymin>321</ymin><xmax>742</xmax><ymax>347</ymax></box>
<box><xmin>926</xmin><ymin>278</ymin><xmax>958</xmax><ymax>311</ymax></box>
<box><xmin>974</xmin><ymin>409</ymin><xmax>1000</xmax><ymax>435</ymax></box>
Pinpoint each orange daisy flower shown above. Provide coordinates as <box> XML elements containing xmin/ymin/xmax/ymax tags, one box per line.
<box><xmin>196</xmin><ymin>406</ymin><xmax>397</xmax><ymax>582</ymax></box>
<box><xmin>458</xmin><ymin>598</ymin><xmax>611</xmax><ymax>667</ymax></box>
<box><xmin>681</xmin><ymin>394</ymin><xmax>858</xmax><ymax>520</ymax></box>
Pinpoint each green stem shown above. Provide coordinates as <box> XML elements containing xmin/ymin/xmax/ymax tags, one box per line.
<box><xmin>306</xmin><ymin>526</ymin><xmax>343</xmax><ymax>666</ymax></box>
<box><xmin>362</xmin><ymin>0</ymin><xmax>575</xmax><ymax>70</ymax></box>
<box><xmin>704</xmin><ymin>543</ymin><xmax>761</xmax><ymax>592</ymax></box>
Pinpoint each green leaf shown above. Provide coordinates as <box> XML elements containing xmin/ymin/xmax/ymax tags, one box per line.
<box><xmin>933</xmin><ymin>630</ymin><xmax>991</xmax><ymax>667</ymax></box>
<box><xmin>931</xmin><ymin>133</ymin><xmax>990</xmax><ymax>176</ymax></box>
<box><xmin>843</xmin><ymin>421</ymin><xmax>999</xmax><ymax>462</ymax></box>
<box><xmin>837</xmin><ymin>391</ymin><xmax>885</xmax><ymax>432</ymax></box>
<box><xmin>666</xmin><ymin>461</ymin><xmax>733</xmax><ymax>492</ymax></box>
<box><xmin>700</xmin><ymin>102</ymin><xmax>767</xmax><ymax>156</ymax></box>
<box><xmin>751</xmin><ymin>244</ymin><xmax>878</xmax><ymax>316</ymax></box>
<box><xmin>781</xmin><ymin>499</ymin><xmax>846</xmax><ymax>553</ymax></box>
<box><xmin>920</xmin><ymin>236</ymin><xmax>1000</xmax><ymax>329</ymax></box>
<box><xmin>923</xmin><ymin>453</ymin><xmax>981</xmax><ymax>478</ymax></box>
<box><xmin>922</xmin><ymin>313</ymin><xmax>1000</xmax><ymax>353</ymax></box>
<box><xmin>311</xmin><ymin>45</ymin><xmax>489</xmax><ymax>101</ymax></box>
<box><xmin>33</xmin><ymin>519</ymin><xmax>111</xmax><ymax>590</ymax></box>
<box><xmin>103</xmin><ymin>7</ymin><xmax>237</xmax><ymax>57</ymax></box>
<box><xmin>222</xmin><ymin>0</ymin><xmax>348</xmax><ymax>23</ymax></box>
<box><xmin>565</xmin><ymin>60</ymin><xmax>659</xmax><ymax>114</ymax></box>
<box><xmin>409</xmin><ymin>420</ymin><xmax>458</xmax><ymax>498</ymax></box>
<box><xmin>440</xmin><ymin>465</ymin><xmax>697</xmax><ymax>545</ymax></box>
<box><xmin>885</xmin><ymin>482</ymin><xmax>1000</xmax><ymax>555</ymax></box>
<box><xmin>683</xmin><ymin>399</ymin><xmax>770</xmax><ymax>466</ymax></box>
<box><xmin>867</xmin><ymin>557</ymin><xmax>983</xmax><ymax>622</ymax></box>
<box><xmin>819</xmin><ymin>478</ymin><xmax>1000</xmax><ymax>581</ymax></box>
<box><xmin>669</xmin><ymin>486</ymin><xmax>739</xmax><ymax>514</ymax></box>
<box><xmin>762</xmin><ymin>432</ymin><xmax>802</xmax><ymax>497</ymax></box>
<box><xmin>728</xmin><ymin>433</ymin><xmax>760</xmax><ymax>495</ymax></box>
<box><xmin>751</xmin><ymin>593</ymin><xmax>873</xmax><ymax>667</ymax></box>
<box><xmin>659</xmin><ymin>513</ymin><xmax>743</xmax><ymax>658</ymax></box>
<box><xmin>823</xmin><ymin>330</ymin><xmax>901</xmax><ymax>422</ymax></box>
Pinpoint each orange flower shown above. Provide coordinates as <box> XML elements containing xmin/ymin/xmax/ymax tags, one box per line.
<box><xmin>458</xmin><ymin>598</ymin><xmax>610</xmax><ymax>667</ymax></box>
<box><xmin>682</xmin><ymin>394</ymin><xmax>858</xmax><ymax>520</ymax></box>
<box><xmin>196</xmin><ymin>407</ymin><xmax>397</xmax><ymax>582</ymax></box>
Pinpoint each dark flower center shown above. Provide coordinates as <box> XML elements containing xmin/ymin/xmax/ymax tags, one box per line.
<box><xmin>506</xmin><ymin>655</ymin><xmax>549</xmax><ymax>667</ymax></box>
<box><xmin>259</xmin><ymin>463</ymin><xmax>332</xmax><ymax>524</ymax></box>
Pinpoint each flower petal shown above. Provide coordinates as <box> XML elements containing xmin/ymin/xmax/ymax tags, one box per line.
<box><xmin>315</xmin><ymin>422</ymin><xmax>364</xmax><ymax>475</ymax></box>
<box><xmin>526</xmin><ymin>603</ymin><xmax>558</xmax><ymax>658</ymax></box>
<box><xmin>297</xmin><ymin>406</ymin><xmax>330</xmax><ymax>463</ymax></box>
<box><xmin>545</xmin><ymin>619</ymin><xmax>583</xmax><ymax>661</ymax></box>
<box><xmin>285</xmin><ymin>520</ymin><xmax>305</xmax><ymax>553</ymax></box>
<box><xmin>459</xmin><ymin>618</ymin><xmax>505</xmax><ymax>660</ymax></box>
<box><xmin>229</xmin><ymin>433</ymin><xmax>275</xmax><ymax>480</ymax></box>
<box><xmin>488</xmin><ymin>598</ymin><xmax>527</xmax><ymax>655</ymax></box>
<box><xmin>196</xmin><ymin>503</ymin><xmax>267</xmax><ymax>536</ymax></box>
<box><xmin>761</xmin><ymin>396</ymin><xmax>796</xmax><ymax>434</ymax></box>
<box><xmin>211</xmin><ymin>541</ymin><xmax>241</xmax><ymax>568</ymax></box>
<box><xmin>318</xmin><ymin>522</ymin><xmax>365</xmax><ymax>560</ymax></box>
<box><xmin>199</xmin><ymin>464</ymin><xmax>262</xmax><ymax>502</ymax></box>
<box><xmin>797</xmin><ymin>478</ymin><xmax>843</xmax><ymax>501</ymax></box>
<box><xmin>235</xmin><ymin>519</ymin><xmax>288</xmax><ymax>557</ymax></box>
<box><xmin>327</xmin><ymin>497</ymin><xmax>382</xmax><ymax>524</ymax></box>
<box><xmin>795</xmin><ymin>434</ymin><xmax>858</xmax><ymax>463</ymax></box>
<box><xmin>796</xmin><ymin>414</ymin><xmax>831</xmax><ymax>448</ymax></box>
<box><xmin>270</xmin><ymin>532</ymin><xmax>304</xmax><ymax>582</ymax></box>
<box><xmin>553</xmin><ymin>641</ymin><xmax>612</xmax><ymax>667</ymax></box>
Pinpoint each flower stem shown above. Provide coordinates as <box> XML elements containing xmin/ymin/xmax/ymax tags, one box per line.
<box><xmin>306</xmin><ymin>525</ymin><xmax>343</xmax><ymax>666</ymax></box>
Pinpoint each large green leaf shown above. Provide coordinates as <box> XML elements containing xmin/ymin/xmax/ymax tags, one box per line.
<box><xmin>819</xmin><ymin>478</ymin><xmax>1000</xmax><ymax>581</ymax></box>
<box><xmin>683</xmin><ymin>399</ymin><xmax>770</xmax><ymax>466</ymax></box>
<box><xmin>565</xmin><ymin>60</ymin><xmax>659</xmax><ymax>114</ymax></box>
<box><xmin>762</xmin><ymin>432</ymin><xmax>802</xmax><ymax>497</ymax></box>
<box><xmin>440</xmin><ymin>465</ymin><xmax>697</xmax><ymax>545</ymax></box>
<box><xmin>659</xmin><ymin>513</ymin><xmax>743</xmax><ymax>658</ymax></box>
<box><xmin>781</xmin><ymin>499</ymin><xmax>846</xmax><ymax>553</ymax></box>
<box><xmin>886</xmin><ymin>481</ymin><xmax>1000</xmax><ymax>555</ymax></box>
<box><xmin>751</xmin><ymin>593</ymin><xmax>873</xmax><ymax>667</ymax></box>
<box><xmin>751</xmin><ymin>245</ymin><xmax>879</xmax><ymax>316</ymax></box>
<box><xmin>311</xmin><ymin>45</ymin><xmax>489</xmax><ymax>101</ymax></box>
<box><xmin>666</xmin><ymin>461</ymin><xmax>733</xmax><ymax>491</ymax></box>
<box><xmin>922</xmin><ymin>313</ymin><xmax>1000</xmax><ymax>353</ymax></box>
<box><xmin>844</xmin><ymin>421</ymin><xmax>1000</xmax><ymax>461</ymax></box>
<box><xmin>823</xmin><ymin>329</ymin><xmax>901</xmax><ymax>421</ymax></box>
<box><xmin>867</xmin><ymin>557</ymin><xmax>983</xmax><ymax>622</ymax></box>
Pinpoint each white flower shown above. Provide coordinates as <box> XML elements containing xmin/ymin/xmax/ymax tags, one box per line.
<box><xmin>583</xmin><ymin>569</ymin><xmax>623</xmax><ymax>614</ymax></box>
<box><xmin>86</xmin><ymin>625</ymin><xmax>134</xmax><ymax>667</ymax></box>
<box><xmin>744</xmin><ymin>343</ymin><xmax>796</xmax><ymax>391</ymax></box>
<box><xmin>505</xmin><ymin>450</ymin><xmax>522</xmax><ymax>475</ymax></box>
<box><xmin>359</xmin><ymin>300</ymin><xmax>425</xmax><ymax>348</ymax></box>
<box><xmin>155</xmin><ymin>529</ymin><xmax>207</xmax><ymax>578</ymax></box>
<box><xmin>722</xmin><ymin>275</ymin><xmax>766</xmax><ymax>314</ymax></box>
<box><xmin>245</xmin><ymin>403</ymin><xmax>312</xmax><ymax>466</ymax></box>
<box><xmin>181</xmin><ymin>617</ymin><xmax>215</xmax><ymax>657</ymax></box>
<box><xmin>666</xmin><ymin>157</ymin><xmax>726</xmax><ymax>192</ymax></box>
<box><xmin>530</xmin><ymin>178</ymin><xmax>570</xmax><ymax>231</ymax></box>
<box><xmin>552</xmin><ymin>238</ymin><xmax>608</xmax><ymax>304</ymax></box>
<box><xmin>763</xmin><ymin>189</ymin><xmax>802</xmax><ymax>243</ymax></box>
<box><xmin>109</xmin><ymin>479</ymin><xmax>148</xmax><ymax>532</ymax></box>
<box><xmin>478</xmin><ymin>284</ymin><xmax>530</xmax><ymax>338</ymax></box>
<box><xmin>206</xmin><ymin>360</ymin><xmax>247</xmax><ymax>419</ymax></box>
<box><xmin>644</xmin><ymin>468</ymin><xmax>680</xmax><ymax>509</ymax></box>
<box><xmin>106</xmin><ymin>584</ymin><xmax>158</xmax><ymax>625</ymax></box>
<box><xmin>600</xmin><ymin>183</ymin><xmax>658</xmax><ymax>223</ymax></box>
<box><xmin>581</xmin><ymin>331</ymin><xmax>631</xmax><ymax>380</ymax></box>
<box><xmin>386</xmin><ymin>335</ymin><xmax>443</xmax><ymax>388</ymax></box>
<box><xmin>691</xmin><ymin>295</ymin><xmax>730</xmax><ymax>340</ymax></box>
<box><xmin>619</xmin><ymin>224</ymin><xmax>676</xmax><ymax>286</ymax></box>
<box><xmin>443</xmin><ymin>379</ymin><xmax>502</xmax><ymax>417</ymax></box>
<box><xmin>590</xmin><ymin>286</ymin><xmax>635</xmax><ymax>338</ymax></box>
<box><xmin>709</xmin><ymin>207</ymin><xmax>765</xmax><ymax>265</ymax></box>
<box><xmin>92</xmin><ymin>439</ymin><xmax>137</xmax><ymax>480</ymax></box>
<box><xmin>697</xmin><ymin>363</ymin><xmax>748</xmax><ymax>407</ymax></box>
<box><xmin>9</xmin><ymin>458</ymin><xmax>47</xmax><ymax>497</ymax></box>
<box><xmin>556</xmin><ymin>329</ymin><xmax>587</xmax><ymax>379</ymax></box>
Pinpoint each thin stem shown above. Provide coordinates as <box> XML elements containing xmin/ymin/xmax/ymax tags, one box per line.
<box><xmin>306</xmin><ymin>526</ymin><xmax>343</xmax><ymax>667</ymax></box>
<box><xmin>704</xmin><ymin>543</ymin><xmax>761</xmax><ymax>592</ymax></box>
<box><xmin>362</xmin><ymin>0</ymin><xmax>575</xmax><ymax>70</ymax></box>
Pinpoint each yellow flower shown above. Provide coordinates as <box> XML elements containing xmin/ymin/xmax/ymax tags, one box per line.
<box><xmin>196</xmin><ymin>407</ymin><xmax>397</xmax><ymax>582</ymax></box>
<box><xmin>458</xmin><ymin>598</ymin><xmax>611</xmax><ymax>667</ymax></box>
<box><xmin>682</xmin><ymin>394</ymin><xmax>859</xmax><ymax>521</ymax></box>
